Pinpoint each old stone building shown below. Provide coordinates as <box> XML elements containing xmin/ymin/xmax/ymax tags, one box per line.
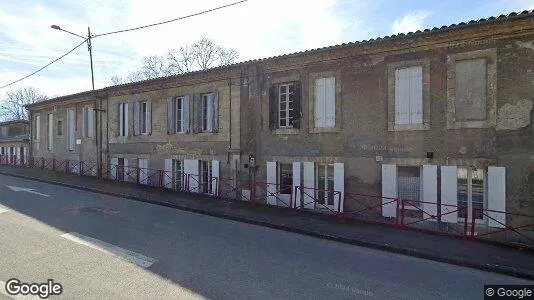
<box><xmin>0</xmin><ymin>119</ymin><xmax>30</xmax><ymax>164</ymax></box>
<box><xmin>26</xmin><ymin>11</ymin><xmax>534</xmax><ymax>233</ymax></box>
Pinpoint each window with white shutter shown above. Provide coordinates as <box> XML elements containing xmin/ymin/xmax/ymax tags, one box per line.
<box><xmin>67</xmin><ymin>109</ymin><xmax>75</xmax><ymax>150</ymax></box>
<box><xmin>200</xmin><ymin>93</ymin><xmax>217</xmax><ymax>133</ymax></box>
<box><xmin>315</xmin><ymin>77</ymin><xmax>336</xmax><ymax>128</ymax></box>
<box><xmin>119</xmin><ymin>103</ymin><xmax>128</xmax><ymax>136</ymax></box>
<box><xmin>168</xmin><ymin>96</ymin><xmax>189</xmax><ymax>134</ymax></box>
<box><xmin>395</xmin><ymin>66</ymin><xmax>423</xmax><ymax>125</ymax></box>
<box><xmin>47</xmin><ymin>113</ymin><xmax>53</xmax><ymax>151</ymax></box>
<box><xmin>83</xmin><ymin>106</ymin><xmax>93</xmax><ymax>138</ymax></box>
<box><xmin>35</xmin><ymin>115</ymin><xmax>40</xmax><ymax>140</ymax></box>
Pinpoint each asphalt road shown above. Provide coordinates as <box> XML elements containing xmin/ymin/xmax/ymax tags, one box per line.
<box><xmin>0</xmin><ymin>174</ymin><xmax>531</xmax><ymax>300</ymax></box>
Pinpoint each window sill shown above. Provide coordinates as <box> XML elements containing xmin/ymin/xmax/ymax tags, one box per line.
<box><xmin>447</xmin><ymin>120</ymin><xmax>492</xmax><ymax>130</ymax></box>
<box><xmin>309</xmin><ymin>127</ymin><xmax>341</xmax><ymax>134</ymax></box>
<box><xmin>388</xmin><ymin>123</ymin><xmax>430</xmax><ymax>132</ymax></box>
<box><xmin>272</xmin><ymin>128</ymin><xmax>299</xmax><ymax>135</ymax></box>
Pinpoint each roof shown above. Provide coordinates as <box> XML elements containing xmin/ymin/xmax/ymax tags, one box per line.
<box><xmin>0</xmin><ymin>119</ymin><xmax>29</xmax><ymax>126</ymax></box>
<box><xmin>25</xmin><ymin>9</ymin><xmax>534</xmax><ymax>109</ymax></box>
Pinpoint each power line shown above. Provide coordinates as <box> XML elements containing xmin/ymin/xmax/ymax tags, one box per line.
<box><xmin>93</xmin><ymin>0</ymin><xmax>248</xmax><ymax>37</ymax></box>
<box><xmin>0</xmin><ymin>39</ymin><xmax>88</xmax><ymax>90</ymax></box>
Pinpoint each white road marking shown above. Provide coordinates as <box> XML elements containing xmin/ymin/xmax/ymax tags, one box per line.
<box><xmin>5</xmin><ymin>186</ymin><xmax>50</xmax><ymax>197</ymax></box>
<box><xmin>60</xmin><ymin>232</ymin><xmax>157</xmax><ymax>268</ymax></box>
<box><xmin>0</xmin><ymin>279</ymin><xmax>41</xmax><ymax>300</ymax></box>
<box><xmin>0</xmin><ymin>205</ymin><xmax>8</xmax><ymax>214</ymax></box>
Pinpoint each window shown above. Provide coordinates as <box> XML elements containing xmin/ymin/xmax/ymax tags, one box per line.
<box><xmin>278</xmin><ymin>163</ymin><xmax>293</xmax><ymax>195</ymax></box>
<box><xmin>199</xmin><ymin>160</ymin><xmax>213</xmax><ymax>194</ymax></box>
<box><xmin>168</xmin><ymin>97</ymin><xmax>189</xmax><ymax>134</ymax></box>
<box><xmin>57</xmin><ymin>120</ymin><xmax>63</xmax><ymax>136</ymax></box>
<box><xmin>119</xmin><ymin>103</ymin><xmax>128</xmax><ymax>137</ymax></box>
<box><xmin>172</xmin><ymin>159</ymin><xmax>184</xmax><ymax>190</ymax></box>
<box><xmin>47</xmin><ymin>113</ymin><xmax>53</xmax><ymax>151</ymax></box>
<box><xmin>314</xmin><ymin>77</ymin><xmax>335</xmax><ymax>128</ymax></box>
<box><xmin>269</xmin><ymin>82</ymin><xmax>301</xmax><ymax>130</ymax></box>
<box><xmin>395</xmin><ymin>66</ymin><xmax>423</xmax><ymax>125</ymax></box>
<box><xmin>34</xmin><ymin>115</ymin><xmax>40</xmax><ymax>140</ymax></box>
<box><xmin>457</xmin><ymin>166</ymin><xmax>486</xmax><ymax>221</ymax></box>
<box><xmin>397</xmin><ymin>166</ymin><xmax>421</xmax><ymax>207</ymax></box>
<box><xmin>134</xmin><ymin>101</ymin><xmax>151</xmax><ymax>135</ymax></box>
<box><xmin>83</xmin><ymin>106</ymin><xmax>93</xmax><ymax>138</ymax></box>
<box><xmin>316</xmin><ymin>164</ymin><xmax>335</xmax><ymax>208</ymax></box>
<box><xmin>67</xmin><ymin>109</ymin><xmax>75</xmax><ymax>151</ymax></box>
<box><xmin>199</xmin><ymin>94</ymin><xmax>217</xmax><ymax>133</ymax></box>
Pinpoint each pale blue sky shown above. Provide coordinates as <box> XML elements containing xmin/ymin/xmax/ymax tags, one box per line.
<box><xmin>0</xmin><ymin>0</ymin><xmax>533</xmax><ymax>99</ymax></box>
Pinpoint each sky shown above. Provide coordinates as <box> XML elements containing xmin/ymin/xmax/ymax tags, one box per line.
<box><xmin>0</xmin><ymin>0</ymin><xmax>533</xmax><ymax>102</ymax></box>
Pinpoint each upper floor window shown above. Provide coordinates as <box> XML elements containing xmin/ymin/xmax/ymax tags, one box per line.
<box><xmin>133</xmin><ymin>100</ymin><xmax>151</xmax><ymax>135</ymax></box>
<box><xmin>193</xmin><ymin>93</ymin><xmax>218</xmax><ymax>133</ymax></box>
<box><xmin>83</xmin><ymin>106</ymin><xmax>94</xmax><ymax>138</ymax></box>
<box><xmin>168</xmin><ymin>96</ymin><xmax>189</xmax><ymax>134</ymax></box>
<box><xmin>269</xmin><ymin>82</ymin><xmax>301</xmax><ymax>130</ymax></box>
<box><xmin>395</xmin><ymin>66</ymin><xmax>423</xmax><ymax>125</ymax></box>
<box><xmin>314</xmin><ymin>77</ymin><xmax>336</xmax><ymax>128</ymax></box>
<box><xmin>57</xmin><ymin>119</ymin><xmax>63</xmax><ymax>136</ymax></box>
<box><xmin>34</xmin><ymin>115</ymin><xmax>40</xmax><ymax>140</ymax></box>
<box><xmin>47</xmin><ymin>113</ymin><xmax>53</xmax><ymax>151</ymax></box>
<box><xmin>118</xmin><ymin>103</ymin><xmax>128</xmax><ymax>137</ymax></box>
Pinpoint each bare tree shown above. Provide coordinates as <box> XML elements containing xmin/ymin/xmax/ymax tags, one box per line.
<box><xmin>126</xmin><ymin>70</ymin><xmax>144</xmax><ymax>83</ymax></box>
<box><xmin>167</xmin><ymin>45</ymin><xmax>195</xmax><ymax>75</ymax></box>
<box><xmin>141</xmin><ymin>55</ymin><xmax>170</xmax><ymax>79</ymax></box>
<box><xmin>192</xmin><ymin>37</ymin><xmax>222</xmax><ymax>70</ymax></box>
<box><xmin>218</xmin><ymin>48</ymin><xmax>239</xmax><ymax>66</ymax></box>
<box><xmin>109</xmin><ymin>75</ymin><xmax>123</xmax><ymax>86</ymax></box>
<box><xmin>0</xmin><ymin>87</ymin><xmax>48</xmax><ymax>121</ymax></box>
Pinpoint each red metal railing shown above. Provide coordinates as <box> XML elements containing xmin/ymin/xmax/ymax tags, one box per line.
<box><xmin>2</xmin><ymin>155</ymin><xmax>534</xmax><ymax>249</ymax></box>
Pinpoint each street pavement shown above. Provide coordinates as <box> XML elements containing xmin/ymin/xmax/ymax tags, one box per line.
<box><xmin>0</xmin><ymin>174</ymin><xmax>532</xmax><ymax>299</ymax></box>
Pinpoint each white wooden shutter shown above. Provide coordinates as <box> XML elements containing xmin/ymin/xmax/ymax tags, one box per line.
<box><xmin>133</xmin><ymin>102</ymin><xmax>140</xmax><ymax>135</ymax></box>
<box><xmin>488</xmin><ymin>167</ymin><xmax>506</xmax><ymax>228</ymax></box>
<box><xmin>381</xmin><ymin>164</ymin><xmax>397</xmax><ymax>217</ymax></box>
<box><xmin>35</xmin><ymin>115</ymin><xmax>41</xmax><ymax>140</ymax></box>
<box><xmin>23</xmin><ymin>147</ymin><xmax>27</xmax><ymax>165</ymax></box>
<box><xmin>422</xmin><ymin>165</ymin><xmax>438</xmax><ymax>220</ymax></box>
<box><xmin>123</xmin><ymin>158</ymin><xmax>129</xmax><ymax>182</ymax></box>
<box><xmin>15</xmin><ymin>147</ymin><xmax>20</xmax><ymax>164</ymax></box>
<box><xmin>124</xmin><ymin>103</ymin><xmax>129</xmax><ymax>136</ymax></box>
<box><xmin>110</xmin><ymin>158</ymin><xmax>118</xmax><ymax>180</ymax></box>
<box><xmin>410</xmin><ymin>66</ymin><xmax>423</xmax><ymax>124</ymax></box>
<box><xmin>302</xmin><ymin>162</ymin><xmax>315</xmax><ymax>209</ymax></box>
<box><xmin>266</xmin><ymin>161</ymin><xmax>277</xmax><ymax>205</ymax></box>
<box><xmin>440</xmin><ymin>166</ymin><xmax>458</xmax><ymax>223</ymax></box>
<box><xmin>48</xmin><ymin>114</ymin><xmax>53</xmax><ymax>149</ymax></box>
<box><xmin>334</xmin><ymin>163</ymin><xmax>344</xmax><ymax>213</ymax></box>
<box><xmin>88</xmin><ymin>107</ymin><xmax>94</xmax><ymax>138</ymax></box>
<box><xmin>167</xmin><ymin>98</ymin><xmax>174</xmax><ymax>134</ymax></box>
<box><xmin>147</xmin><ymin>100</ymin><xmax>152</xmax><ymax>134</ymax></box>
<box><xmin>164</xmin><ymin>159</ymin><xmax>172</xmax><ymax>188</ymax></box>
<box><xmin>183</xmin><ymin>95</ymin><xmax>190</xmax><ymax>133</ymax></box>
<box><xmin>68</xmin><ymin>109</ymin><xmax>75</xmax><ymax>149</ymax></box>
<box><xmin>212</xmin><ymin>93</ymin><xmax>219</xmax><ymax>132</ymax></box>
<box><xmin>119</xmin><ymin>103</ymin><xmax>124</xmax><ymax>136</ymax></box>
<box><xmin>184</xmin><ymin>159</ymin><xmax>199</xmax><ymax>193</ymax></box>
<box><xmin>325</xmin><ymin>77</ymin><xmax>336</xmax><ymax>128</ymax></box>
<box><xmin>211</xmin><ymin>160</ymin><xmax>220</xmax><ymax>195</ymax></box>
<box><xmin>292</xmin><ymin>162</ymin><xmax>301</xmax><ymax>209</ymax></box>
<box><xmin>395</xmin><ymin>69</ymin><xmax>410</xmax><ymax>125</ymax></box>
<box><xmin>314</xmin><ymin>78</ymin><xmax>326</xmax><ymax>127</ymax></box>
<box><xmin>138</xmin><ymin>158</ymin><xmax>148</xmax><ymax>185</ymax></box>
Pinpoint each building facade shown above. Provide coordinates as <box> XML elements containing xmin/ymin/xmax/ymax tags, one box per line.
<box><xmin>0</xmin><ymin>119</ymin><xmax>30</xmax><ymax>165</ymax></box>
<box><xmin>26</xmin><ymin>11</ymin><xmax>534</xmax><ymax>234</ymax></box>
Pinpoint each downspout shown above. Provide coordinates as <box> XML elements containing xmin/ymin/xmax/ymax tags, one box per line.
<box><xmin>106</xmin><ymin>94</ymin><xmax>109</xmax><ymax>174</ymax></box>
<box><xmin>227</xmin><ymin>78</ymin><xmax>232</xmax><ymax>164</ymax></box>
<box><xmin>28</xmin><ymin>110</ymin><xmax>33</xmax><ymax>161</ymax></box>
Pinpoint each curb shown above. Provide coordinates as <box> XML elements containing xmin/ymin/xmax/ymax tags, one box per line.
<box><xmin>2</xmin><ymin>170</ymin><xmax>534</xmax><ymax>281</ymax></box>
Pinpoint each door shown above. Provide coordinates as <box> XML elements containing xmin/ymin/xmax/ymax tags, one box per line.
<box><xmin>277</xmin><ymin>163</ymin><xmax>293</xmax><ymax>207</ymax></box>
<box><xmin>138</xmin><ymin>158</ymin><xmax>148</xmax><ymax>185</ymax></box>
<box><xmin>117</xmin><ymin>158</ymin><xmax>125</xmax><ymax>182</ymax></box>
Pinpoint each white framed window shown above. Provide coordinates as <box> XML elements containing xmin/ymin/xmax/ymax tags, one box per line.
<box><xmin>67</xmin><ymin>109</ymin><xmax>75</xmax><ymax>151</ymax></box>
<box><xmin>314</xmin><ymin>77</ymin><xmax>335</xmax><ymax>128</ymax></box>
<box><xmin>34</xmin><ymin>115</ymin><xmax>40</xmax><ymax>141</ymax></box>
<box><xmin>397</xmin><ymin>166</ymin><xmax>421</xmax><ymax>208</ymax></box>
<box><xmin>201</xmin><ymin>93</ymin><xmax>216</xmax><ymax>132</ymax></box>
<box><xmin>199</xmin><ymin>160</ymin><xmax>213</xmax><ymax>194</ymax></box>
<box><xmin>172</xmin><ymin>159</ymin><xmax>184</xmax><ymax>190</ymax></box>
<box><xmin>57</xmin><ymin>119</ymin><xmax>63</xmax><ymax>136</ymax></box>
<box><xmin>83</xmin><ymin>106</ymin><xmax>94</xmax><ymax>138</ymax></box>
<box><xmin>277</xmin><ymin>163</ymin><xmax>293</xmax><ymax>195</ymax></box>
<box><xmin>47</xmin><ymin>113</ymin><xmax>53</xmax><ymax>151</ymax></box>
<box><xmin>315</xmin><ymin>164</ymin><xmax>335</xmax><ymax>208</ymax></box>
<box><xmin>279</xmin><ymin>83</ymin><xmax>295</xmax><ymax>128</ymax></box>
<box><xmin>457</xmin><ymin>166</ymin><xmax>487</xmax><ymax>222</ymax></box>
<box><xmin>168</xmin><ymin>97</ymin><xmax>189</xmax><ymax>134</ymax></box>
<box><xmin>133</xmin><ymin>100</ymin><xmax>151</xmax><ymax>135</ymax></box>
<box><xmin>395</xmin><ymin>66</ymin><xmax>423</xmax><ymax>125</ymax></box>
<box><xmin>119</xmin><ymin>103</ymin><xmax>128</xmax><ymax>137</ymax></box>
<box><xmin>140</xmin><ymin>101</ymin><xmax>148</xmax><ymax>134</ymax></box>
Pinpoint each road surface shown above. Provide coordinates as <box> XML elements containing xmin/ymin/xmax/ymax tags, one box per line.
<box><xmin>0</xmin><ymin>174</ymin><xmax>531</xmax><ymax>299</ymax></box>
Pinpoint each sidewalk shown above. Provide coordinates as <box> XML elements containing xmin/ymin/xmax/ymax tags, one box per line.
<box><xmin>1</xmin><ymin>164</ymin><xmax>533</xmax><ymax>280</ymax></box>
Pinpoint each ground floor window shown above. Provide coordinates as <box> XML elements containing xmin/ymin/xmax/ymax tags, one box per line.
<box><xmin>278</xmin><ymin>163</ymin><xmax>293</xmax><ymax>194</ymax></box>
<box><xmin>316</xmin><ymin>163</ymin><xmax>334</xmax><ymax>207</ymax></box>
<box><xmin>457</xmin><ymin>166</ymin><xmax>486</xmax><ymax>220</ymax></box>
<box><xmin>397</xmin><ymin>166</ymin><xmax>421</xmax><ymax>207</ymax></box>
<box><xmin>172</xmin><ymin>159</ymin><xmax>184</xmax><ymax>190</ymax></box>
<box><xmin>199</xmin><ymin>160</ymin><xmax>213</xmax><ymax>194</ymax></box>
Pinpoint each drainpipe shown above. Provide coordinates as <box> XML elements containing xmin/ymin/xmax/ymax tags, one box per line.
<box><xmin>227</xmin><ymin>78</ymin><xmax>232</xmax><ymax>164</ymax></box>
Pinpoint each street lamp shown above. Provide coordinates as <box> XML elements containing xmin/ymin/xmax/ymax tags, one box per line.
<box><xmin>51</xmin><ymin>25</ymin><xmax>101</xmax><ymax>176</ymax></box>
<box><xmin>50</xmin><ymin>25</ymin><xmax>94</xmax><ymax>91</ymax></box>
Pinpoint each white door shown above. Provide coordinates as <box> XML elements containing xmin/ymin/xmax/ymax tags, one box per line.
<box><xmin>138</xmin><ymin>158</ymin><xmax>148</xmax><ymax>185</ymax></box>
<box><xmin>315</xmin><ymin>164</ymin><xmax>335</xmax><ymax>210</ymax></box>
